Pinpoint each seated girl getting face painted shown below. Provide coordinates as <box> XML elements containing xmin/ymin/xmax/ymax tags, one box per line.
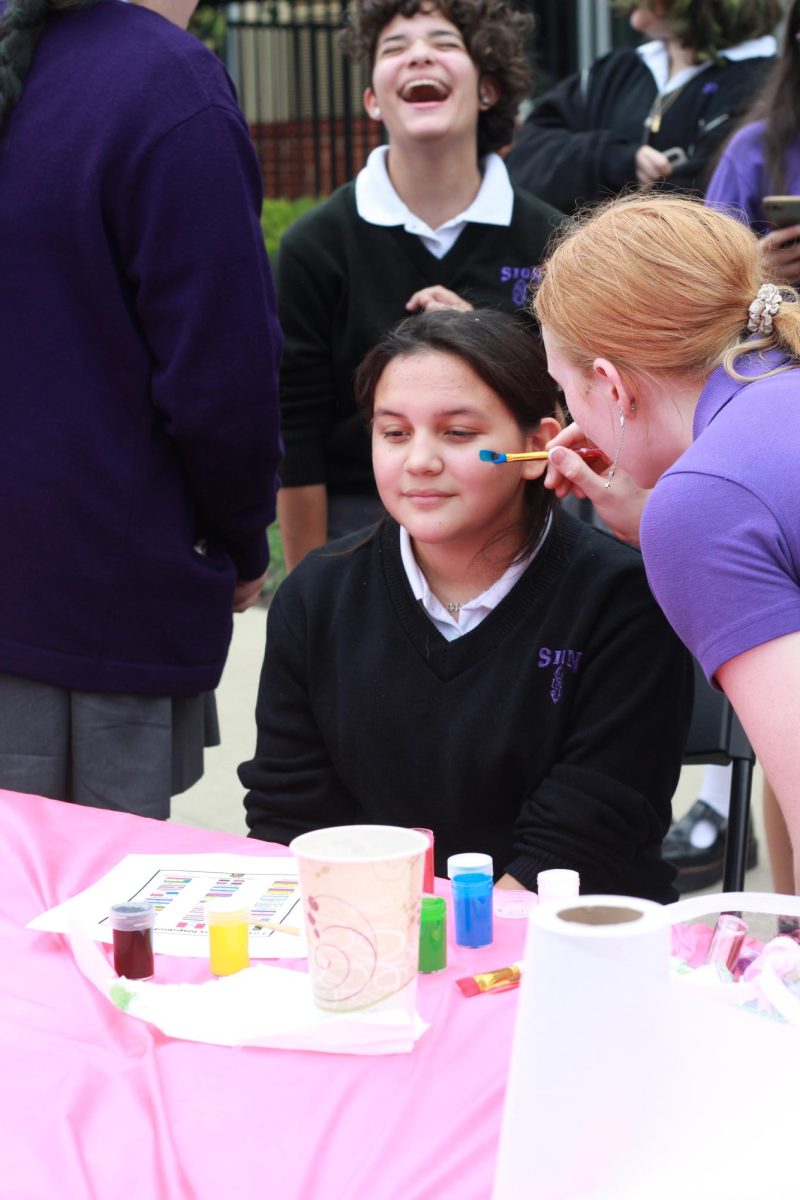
<box><xmin>239</xmin><ymin>309</ymin><xmax>693</xmax><ymax>902</ymax></box>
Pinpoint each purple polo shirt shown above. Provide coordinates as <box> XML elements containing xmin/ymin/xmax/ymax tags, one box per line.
<box><xmin>640</xmin><ymin>349</ymin><xmax>800</xmax><ymax>683</ymax></box>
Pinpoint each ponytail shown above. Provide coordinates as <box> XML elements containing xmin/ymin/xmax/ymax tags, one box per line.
<box><xmin>0</xmin><ymin>0</ymin><xmax>98</xmax><ymax>138</ymax></box>
<box><xmin>534</xmin><ymin>195</ymin><xmax>800</xmax><ymax>392</ymax></box>
<box><xmin>724</xmin><ymin>286</ymin><xmax>800</xmax><ymax>381</ymax></box>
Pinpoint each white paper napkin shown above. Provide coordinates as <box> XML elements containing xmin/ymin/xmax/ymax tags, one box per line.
<box><xmin>69</xmin><ymin>928</ymin><xmax>428</xmax><ymax>1055</ymax></box>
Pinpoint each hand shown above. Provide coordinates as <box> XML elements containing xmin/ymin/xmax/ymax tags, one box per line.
<box><xmin>494</xmin><ymin>873</ymin><xmax>527</xmax><ymax>890</ymax></box>
<box><xmin>761</xmin><ymin>224</ymin><xmax>800</xmax><ymax>286</ymax></box>
<box><xmin>635</xmin><ymin>144</ymin><xmax>672</xmax><ymax>186</ymax></box>
<box><xmin>405</xmin><ymin>285</ymin><xmax>473</xmax><ymax>313</ymax></box>
<box><xmin>544</xmin><ymin>426</ymin><xmax>650</xmax><ymax>544</ymax></box>
<box><xmin>232</xmin><ymin>570</ymin><xmax>267</xmax><ymax>613</ymax></box>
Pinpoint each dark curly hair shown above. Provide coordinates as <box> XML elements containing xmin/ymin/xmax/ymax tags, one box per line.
<box><xmin>612</xmin><ymin>0</ymin><xmax>783</xmax><ymax>62</ymax></box>
<box><xmin>0</xmin><ymin>0</ymin><xmax>99</xmax><ymax>138</ymax></box>
<box><xmin>340</xmin><ymin>0</ymin><xmax>535</xmax><ymax>157</ymax></box>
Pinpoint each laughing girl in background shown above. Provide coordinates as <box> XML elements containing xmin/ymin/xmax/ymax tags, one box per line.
<box><xmin>274</xmin><ymin>0</ymin><xmax>563</xmax><ymax>572</ymax></box>
<box><xmin>240</xmin><ymin>310</ymin><xmax>692</xmax><ymax>903</ymax></box>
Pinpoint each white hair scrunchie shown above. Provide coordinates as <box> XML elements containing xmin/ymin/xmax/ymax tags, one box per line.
<box><xmin>748</xmin><ymin>283</ymin><xmax>783</xmax><ymax>335</ymax></box>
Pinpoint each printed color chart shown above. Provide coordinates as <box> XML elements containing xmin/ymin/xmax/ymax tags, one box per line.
<box><xmin>28</xmin><ymin>854</ymin><xmax>307</xmax><ymax>959</ymax></box>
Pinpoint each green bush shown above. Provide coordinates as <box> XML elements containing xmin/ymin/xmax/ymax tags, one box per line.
<box><xmin>260</xmin><ymin>197</ymin><xmax>324</xmax><ymax>601</ymax></box>
<box><xmin>261</xmin><ymin>196</ymin><xmax>324</xmax><ymax>263</ymax></box>
<box><xmin>263</xmin><ymin>523</ymin><xmax>286</xmax><ymax>604</ymax></box>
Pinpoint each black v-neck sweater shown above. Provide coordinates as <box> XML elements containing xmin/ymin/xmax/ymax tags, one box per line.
<box><xmin>275</xmin><ymin>182</ymin><xmax>563</xmax><ymax>493</ymax></box>
<box><xmin>241</xmin><ymin>512</ymin><xmax>693</xmax><ymax>902</ymax></box>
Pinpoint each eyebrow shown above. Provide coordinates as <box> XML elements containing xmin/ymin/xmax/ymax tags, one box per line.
<box><xmin>373</xmin><ymin>405</ymin><xmax>489</xmax><ymax>419</ymax></box>
<box><xmin>377</xmin><ymin>28</ymin><xmax>465</xmax><ymax>48</ymax></box>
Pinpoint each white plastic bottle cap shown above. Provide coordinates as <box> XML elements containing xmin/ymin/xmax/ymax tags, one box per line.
<box><xmin>536</xmin><ymin>868</ymin><xmax>580</xmax><ymax>904</ymax></box>
<box><xmin>447</xmin><ymin>852</ymin><xmax>493</xmax><ymax>880</ymax></box>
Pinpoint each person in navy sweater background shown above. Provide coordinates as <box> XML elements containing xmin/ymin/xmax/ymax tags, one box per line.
<box><xmin>241</xmin><ymin>310</ymin><xmax>693</xmax><ymax>902</ymax></box>
<box><xmin>0</xmin><ymin>0</ymin><xmax>283</xmax><ymax>816</ymax></box>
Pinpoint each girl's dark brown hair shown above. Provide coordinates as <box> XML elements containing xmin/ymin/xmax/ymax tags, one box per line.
<box><xmin>355</xmin><ymin>308</ymin><xmax>561</xmax><ymax>560</ymax></box>
<box><xmin>340</xmin><ymin>0</ymin><xmax>535</xmax><ymax>157</ymax></box>
<box><xmin>0</xmin><ymin>0</ymin><xmax>99</xmax><ymax>139</ymax></box>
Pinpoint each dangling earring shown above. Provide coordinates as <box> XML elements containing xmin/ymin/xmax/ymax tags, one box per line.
<box><xmin>605</xmin><ymin>407</ymin><xmax>626</xmax><ymax>490</ymax></box>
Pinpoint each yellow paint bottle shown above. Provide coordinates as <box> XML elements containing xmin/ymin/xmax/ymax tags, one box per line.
<box><xmin>206</xmin><ymin>897</ymin><xmax>250</xmax><ymax>976</ymax></box>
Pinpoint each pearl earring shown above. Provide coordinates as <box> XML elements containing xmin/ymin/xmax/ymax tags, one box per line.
<box><xmin>372</xmin><ymin>106</ymin><xmax>381</xmax><ymax>117</ymax></box>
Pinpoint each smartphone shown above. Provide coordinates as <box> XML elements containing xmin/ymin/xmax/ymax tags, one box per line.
<box><xmin>663</xmin><ymin>146</ymin><xmax>688</xmax><ymax>168</ymax></box>
<box><xmin>763</xmin><ymin>195</ymin><xmax>800</xmax><ymax>228</ymax></box>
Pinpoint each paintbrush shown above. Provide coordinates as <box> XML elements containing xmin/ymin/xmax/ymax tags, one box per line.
<box><xmin>250</xmin><ymin>920</ymin><xmax>302</xmax><ymax>936</ymax></box>
<box><xmin>479</xmin><ymin>448</ymin><xmax>605</xmax><ymax>464</ymax></box>
<box><xmin>455</xmin><ymin>962</ymin><xmax>522</xmax><ymax>997</ymax></box>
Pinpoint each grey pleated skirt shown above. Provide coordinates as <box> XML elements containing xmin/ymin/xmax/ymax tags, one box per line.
<box><xmin>0</xmin><ymin>673</ymin><xmax>220</xmax><ymax>820</ymax></box>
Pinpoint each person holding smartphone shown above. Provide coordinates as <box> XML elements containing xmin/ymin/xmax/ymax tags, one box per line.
<box><xmin>706</xmin><ymin>0</ymin><xmax>800</xmax><ymax>287</ymax></box>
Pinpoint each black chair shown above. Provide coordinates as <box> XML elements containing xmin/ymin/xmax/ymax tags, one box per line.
<box><xmin>682</xmin><ymin>660</ymin><xmax>756</xmax><ymax>892</ymax></box>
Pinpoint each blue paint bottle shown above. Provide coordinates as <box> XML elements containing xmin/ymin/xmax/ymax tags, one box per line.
<box><xmin>451</xmin><ymin>872</ymin><xmax>493</xmax><ymax>948</ymax></box>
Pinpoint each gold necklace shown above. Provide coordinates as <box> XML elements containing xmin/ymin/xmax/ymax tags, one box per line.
<box><xmin>643</xmin><ymin>80</ymin><xmax>691</xmax><ymax>137</ymax></box>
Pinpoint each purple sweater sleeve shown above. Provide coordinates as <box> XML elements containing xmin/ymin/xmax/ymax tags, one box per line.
<box><xmin>120</xmin><ymin>102</ymin><xmax>284</xmax><ymax>581</ymax></box>
<box><xmin>704</xmin><ymin>123</ymin><xmax>771</xmax><ymax>234</ymax></box>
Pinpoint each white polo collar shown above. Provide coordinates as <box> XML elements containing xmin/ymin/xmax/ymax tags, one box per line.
<box><xmin>355</xmin><ymin>145</ymin><xmax>514</xmax><ymax>235</ymax></box>
<box><xmin>398</xmin><ymin>512</ymin><xmax>552</xmax><ymax>641</ymax></box>
<box><xmin>637</xmin><ymin>34</ymin><xmax>776</xmax><ymax>95</ymax></box>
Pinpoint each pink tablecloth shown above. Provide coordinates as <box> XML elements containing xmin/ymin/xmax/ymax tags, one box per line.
<box><xmin>0</xmin><ymin>789</ymin><xmax>526</xmax><ymax>1200</ymax></box>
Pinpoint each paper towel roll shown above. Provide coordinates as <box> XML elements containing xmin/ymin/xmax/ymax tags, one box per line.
<box><xmin>493</xmin><ymin>895</ymin><xmax>671</xmax><ymax>1200</ymax></box>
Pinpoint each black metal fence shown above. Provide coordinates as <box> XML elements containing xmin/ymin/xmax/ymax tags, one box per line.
<box><xmin>210</xmin><ymin>1</ymin><xmax>633</xmax><ymax>199</ymax></box>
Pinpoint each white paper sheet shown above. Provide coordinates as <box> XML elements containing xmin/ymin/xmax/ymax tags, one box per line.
<box><xmin>28</xmin><ymin>853</ymin><xmax>307</xmax><ymax>958</ymax></box>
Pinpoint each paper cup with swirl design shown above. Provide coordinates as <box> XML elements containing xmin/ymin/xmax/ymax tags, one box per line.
<box><xmin>290</xmin><ymin>825</ymin><xmax>428</xmax><ymax>1013</ymax></box>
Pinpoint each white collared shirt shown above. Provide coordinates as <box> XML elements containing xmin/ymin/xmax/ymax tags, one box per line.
<box><xmin>399</xmin><ymin>512</ymin><xmax>552</xmax><ymax>641</ymax></box>
<box><xmin>637</xmin><ymin>35</ymin><xmax>776</xmax><ymax>96</ymax></box>
<box><xmin>355</xmin><ymin>145</ymin><xmax>514</xmax><ymax>259</ymax></box>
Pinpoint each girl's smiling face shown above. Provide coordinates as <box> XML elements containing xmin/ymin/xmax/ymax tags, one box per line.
<box><xmin>371</xmin><ymin>350</ymin><xmax>555</xmax><ymax>558</ymax></box>
<box><xmin>364</xmin><ymin>10</ymin><xmax>495</xmax><ymax>149</ymax></box>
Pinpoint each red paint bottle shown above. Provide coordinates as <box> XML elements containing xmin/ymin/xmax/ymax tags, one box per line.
<box><xmin>410</xmin><ymin>827</ymin><xmax>435</xmax><ymax>893</ymax></box>
<box><xmin>109</xmin><ymin>902</ymin><xmax>155</xmax><ymax>980</ymax></box>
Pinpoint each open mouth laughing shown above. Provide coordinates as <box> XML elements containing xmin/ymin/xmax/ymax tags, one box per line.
<box><xmin>400</xmin><ymin>78</ymin><xmax>450</xmax><ymax>103</ymax></box>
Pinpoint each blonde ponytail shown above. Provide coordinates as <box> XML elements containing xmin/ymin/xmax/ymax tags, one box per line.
<box><xmin>532</xmin><ymin>194</ymin><xmax>800</xmax><ymax>389</ymax></box>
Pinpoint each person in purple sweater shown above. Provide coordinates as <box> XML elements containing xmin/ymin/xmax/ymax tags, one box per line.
<box><xmin>534</xmin><ymin>194</ymin><xmax>800</xmax><ymax>895</ymax></box>
<box><xmin>707</xmin><ymin>0</ymin><xmax>800</xmax><ymax>285</ymax></box>
<box><xmin>0</xmin><ymin>0</ymin><xmax>283</xmax><ymax>816</ymax></box>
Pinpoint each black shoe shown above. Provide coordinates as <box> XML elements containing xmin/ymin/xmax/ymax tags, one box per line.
<box><xmin>663</xmin><ymin>799</ymin><xmax>759</xmax><ymax>894</ymax></box>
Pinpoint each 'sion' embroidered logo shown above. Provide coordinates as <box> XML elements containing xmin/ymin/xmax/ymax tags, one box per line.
<box><xmin>538</xmin><ymin>647</ymin><xmax>583</xmax><ymax>705</ymax></box>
